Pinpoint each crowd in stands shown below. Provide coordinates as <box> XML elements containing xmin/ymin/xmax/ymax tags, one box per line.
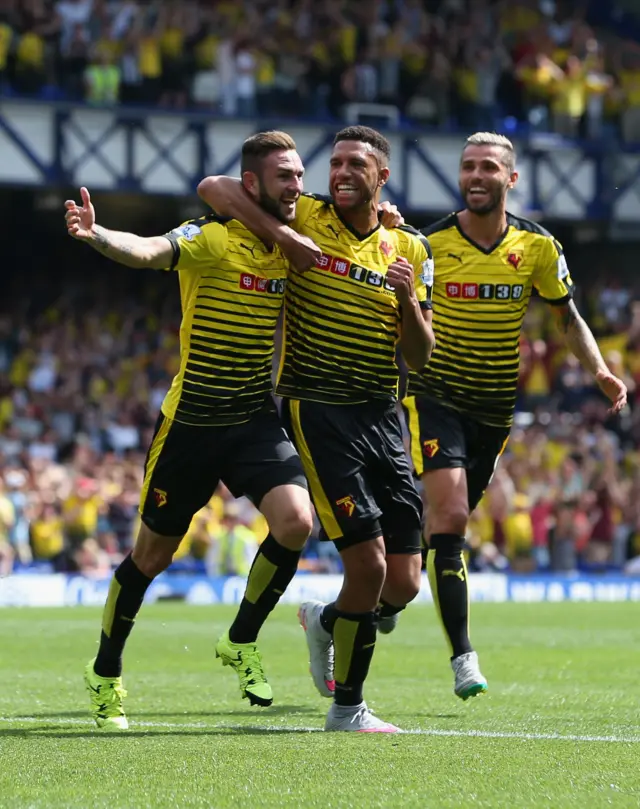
<box><xmin>0</xmin><ymin>0</ymin><xmax>640</xmax><ymax>140</ymax></box>
<box><xmin>0</xmin><ymin>247</ymin><xmax>639</xmax><ymax>579</ymax></box>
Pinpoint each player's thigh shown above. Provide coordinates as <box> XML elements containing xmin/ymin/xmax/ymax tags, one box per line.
<box><xmin>372</xmin><ymin>405</ymin><xmax>423</xmax><ymax>554</ymax></box>
<box><xmin>221</xmin><ymin>405</ymin><xmax>312</xmax><ymax>547</ymax></box>
<box><xmin>403</xmin><ymin>395</ymin><xmax>470</xmax><ymax>532</ymax></box>
<box><xmin>466</xmin><ymin>424</ymin><xmax>511</xmax><ymax>512</ymax></box>
<box><xmin>402</xmin><ymin>395</ymin><xmax>467</xmax><ymax>477</ymax></box>
<box><xmin>281</xmin><ymin>398</ymin><xmax>382</xmax><ymax>547</ymax></box>
<box><xmin>139</xmin><ymin>413</ymin><xmax>222</xmax><ymax>539</ymax></box>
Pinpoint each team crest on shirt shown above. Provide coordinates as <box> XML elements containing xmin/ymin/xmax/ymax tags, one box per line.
<box><xmin>422</xmin><ymin>438</ymin><xmax>439</xmax><ymax>458</ymax></box>
<box><xmin>507</xmin><ymin>250</ymin><xmax>523</xmax><ymax>270</ymax></box>
<box><xmin>153</xmin><ymin>488</ymin><xmax>168</xmax><ymax>507</ymax></box>
<box><xmin>379</xmin><ymin>240</ymin><xmax>393</xmax><ymax>258</ymax></box>
<box><xmin>335</xmin><ymin>495</ymin><xmax>355</xmax><ymax>517</ymax></box>
<box><xmin>174</xmin><ymin>223</ymin><xmax>202</xmax><ymax>242</ymax></box>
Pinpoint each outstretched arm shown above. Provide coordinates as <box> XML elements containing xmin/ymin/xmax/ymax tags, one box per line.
<box><xmin>553</xmin><ymin>299</ymin><xmax>627</xmax><ymax>413</ymax></box>
<box><xmin>65</xmin><ymin>187</ymin><xmax>174</xmax><ymax>270</ymax></box>
<box><xmin>197</xmin><ymin>176</ymin><xmax>321</xmax><ymax>270</ymax></box>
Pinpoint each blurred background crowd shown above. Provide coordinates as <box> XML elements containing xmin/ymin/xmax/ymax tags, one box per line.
<box><xmin>0</xmin><ymin>0</ymin><xmax>640</xmax><ymax>140</ymax></box>
<box><xmin>0</xmin><ymin>240</ymin><xmax>639</xmax><ymax>579</ymax></box>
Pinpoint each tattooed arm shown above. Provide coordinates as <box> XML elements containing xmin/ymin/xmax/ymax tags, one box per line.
<box><xmin>553</xmin><ymin>299</ymin><xmax>628</xmax><ymax>413</ymax></box>
<box><xmin>65</xmin><ymin>187</ymin><xmax>174</xmax><ymax>270</ymax></box>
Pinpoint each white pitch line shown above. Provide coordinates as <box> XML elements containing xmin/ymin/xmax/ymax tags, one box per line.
<box><xmin>1</xmin><ymin>716</ymin><xmax>639</xmax><ymax>743</ymax></box>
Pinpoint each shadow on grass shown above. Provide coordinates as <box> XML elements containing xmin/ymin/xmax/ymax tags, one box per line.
<box><xmin>0</xmin><ymin>724</ymin><xmax>325</xmax><ymax>738</ymax></box>
<box><xmin>13</xmin><ymin>705</ymin><xmax>318</xmax><ymax>720</ymax></box>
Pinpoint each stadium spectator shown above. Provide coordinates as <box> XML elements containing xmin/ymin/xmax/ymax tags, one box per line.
<box><xmin>0</xmin><ymin>0</ymin><xmax>637</xmax><ymax>142</ymax></box>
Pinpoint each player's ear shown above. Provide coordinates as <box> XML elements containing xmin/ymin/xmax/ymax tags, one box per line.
<box><xmin>378</xmin><ymin>167</ymin><xmax>390</xmax><ymax>188</ymax></box>
<box><xmin>508</xmin><ymin>171</ymin><xmax>519</xmax><ymax>190</ymax></box>
<box><xmin>241</xmin><ymin>170</ymin><xmax>260</xmax><ymax>199</ymax></box>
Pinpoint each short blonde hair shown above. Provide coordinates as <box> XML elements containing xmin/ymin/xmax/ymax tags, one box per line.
<box><xmin>463</xmin><ymin>132</ymin><xmax>516</xmax><ymax>173</ymax></box>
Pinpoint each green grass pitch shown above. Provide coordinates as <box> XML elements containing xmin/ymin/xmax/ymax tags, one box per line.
<box><xmin>1</xmin><ymin>602</ymin><xmax>639</xmax><ymax>808</ymax></box>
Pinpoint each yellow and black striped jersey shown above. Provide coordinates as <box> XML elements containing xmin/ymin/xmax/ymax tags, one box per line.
<box><xmin>277</xmin><ymin>194</ymin><xmax>433</xmax><ymax>405</ymax></box>
<box><xmin>161</xmin><ymin>215</ymin><xmax>288</xmax><ymax>426</ymax></box>
<box><xmin>406</xmin><ymin>212</ymin><xmax>574</xmax><ymax>428</ymax></box>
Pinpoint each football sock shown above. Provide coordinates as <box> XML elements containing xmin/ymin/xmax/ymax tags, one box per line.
<box><xmin>427</xmin><ymin>533</ymin><xmax>473</xmax><ymax>659</ymax></box>
<box><xmin>229</xmin><ymin>534</ymin><xmax>301</xmax><ymax>644</ymax></box>
<box><xmin>321</xmin><ymin>604</ymin><xmax>377</xmax><ymax>707</ymax></box>
<box><xmin>94</xmin><ymin>553</ymin><xmax>152</xmax><ymax>678</ymax></box>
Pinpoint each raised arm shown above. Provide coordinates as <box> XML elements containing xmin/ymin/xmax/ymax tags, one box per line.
<box><xmin>197</xmin><ymin>176</ymin><xmax>321</xmax><ymax>270</ymax></box>
<box><xmin>65</xmin><ymin>187</ymin><xmax>174</xmax><ymax>270</ymax></box>
<box><xmin>553</xmin><ymin>299</ymin><xmax>627</xmax><ymax>414</ymax></box>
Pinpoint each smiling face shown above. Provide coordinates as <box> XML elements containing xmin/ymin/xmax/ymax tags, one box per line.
<box><xmin>243</xmin><ymin>149</ymin><xmax>304</xmax><ymax>223</ymax></box>
<box><xmin>328</xmin><ymin>140</ymin><xmax>389</xmax><ymax>212</ymax></box>
<box><xmin>459</xmin><ymin>144</ymin><xmax>518</xmax><ymax>216</ymax></box>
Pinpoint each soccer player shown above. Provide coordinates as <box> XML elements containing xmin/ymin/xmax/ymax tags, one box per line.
<box><xmin>65</xmin><ymin>131</ymin><xmax>316</xmax><ymax>729</ymax></box>
<box><xmin>402</xmin><ymin>132</ymin><xmax>627</xmax><ymax>699</ymax></box>
<box><xmin>198</xmin><ymin>126</ymin><xmax>436</xmax><ymax>733</ymax></box>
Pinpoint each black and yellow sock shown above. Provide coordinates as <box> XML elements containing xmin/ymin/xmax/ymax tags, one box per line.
<box><xmin>229</xmin><ymin>534</ymin><xmax>301</xmax><ymax>644</ymax></box>
<box><xmin>427</xmin><ymin>533</ymin><xmax>472</xmax><ymax>660</ymax></box>
<box><xmin>94</xmin><ymin>554</ymin><xmax>152</xmax><ymax>678</ymax></box>
<box><xmin>321</xmin><ymin>606</ymin><xmax>377</xmax><ymax>707</ymax></box>
<box><xmin>377</xmin><ymin>599</ymin><xmax>405</xmax><ymax>621</ymax></box>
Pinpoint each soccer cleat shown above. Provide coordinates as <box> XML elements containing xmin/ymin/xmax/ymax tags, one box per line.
<box><xmin>215</xmin><ymin>631</ymin><xmax>273</xmax><ymax>707</ymax></box>
<box><xmin>377</xmin><ymin>613</ymin><xmax>399</xmax><ymax>635</ymax></box>
<box><xmin>452</xmin><ymin>651</ymin><xmax>488</xmax><ymax>700</ymax></box>
<box><xmin>324</xmin><ymin>701</ymin><xmax>401</xmax><ymax>733</ymax></box>
<box><xmin>298</xmin><ymin>600</ymin><xmax>335</xmax><ymax>698</ymax></box>
<box><xmin>84</xmin><ymin>657</ymin><xmax>129</xmax><ymax>730</ymax></box>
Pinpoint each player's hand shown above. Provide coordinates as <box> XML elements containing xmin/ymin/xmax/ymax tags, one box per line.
<box><xmin>378</xmin><ymin>200</ymin><xmax>405</xmax><ymax>228</ymax></box>
<box><xmin>595</xmin><ymin>369</ymin><xmax>628</xmax><ymax>414</ymax></box>
<box><xmin>386</xmin><ymin>257</ymin><xmax>416</xmax><ymax>305</ymax></box>
<box><xmin>65</xmin><ymin>187</ymin><xmax>96</xmax><ymax>241</ymax></box>
<box><xmin>278</xmin><ymin>228</ymin><xmax>322</xmax><ymax>272</ymax></box>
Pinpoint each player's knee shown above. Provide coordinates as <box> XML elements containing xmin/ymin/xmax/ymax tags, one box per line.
<box><xmin>429</xmin><ymin>502</ymin><xmax>469</xmax><ymax>536</ymax></box>
<box><xmin>132</xmin><ymin>524</ymin><xmax>182</xmax><ymax>578</ymax></box>
<box><xmin>344</xmin><ymin>542</ymin><xmax>387</xmax><ymax>593</ymax></box>
<box><xmin>386</xmin><ymin>557</ymin><xmax>422</xmax><ymax>605</ymax></box>
<box><xmin>270</xmin><ymin>503</ymin><xmax>314</xmax><ymax>550</ymax></box>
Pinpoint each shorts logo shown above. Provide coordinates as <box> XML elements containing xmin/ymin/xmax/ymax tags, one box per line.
<box><xmin>422</xmin><ymin>438</ymin><xmax>439</xmax><ymax>458</ymax></box>
<box><xmin>153</xmin><ymin>488</ymin><xmax>168</xmax><ymax>508</ymax></box>
<box><xmin>336</xmin><ymin>495</ymin><xmax>355</xmax><ymax>517</ymax></box>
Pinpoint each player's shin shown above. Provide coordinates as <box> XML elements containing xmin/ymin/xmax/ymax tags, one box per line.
<box><xmin>229</xmin><ymin>534</ymin><xmax>302</xmax><ymax>643</ymax></box>
<box><xmin>94</xmin><ymin>553</ymin><xmax>153</xmax><ymax>678</ymax></box>
<box><xmin>426</xmin><ymin>533</ymin><xmax>472</xmax><ymax>659</ymax></box>
<box><xmin>321</xmin><ymin>605</ymin><xmax>377</xmax><ymax>706</ymax></box>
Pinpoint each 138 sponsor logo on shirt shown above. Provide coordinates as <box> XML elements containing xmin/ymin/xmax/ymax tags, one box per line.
<box><xmin>238</xmin><ymin>274</ymin><xmax>286</xmax><ymax>294</ymax></box>
<box><xmin>314</xmin><ymin>252</ymin><xmax>396</xmax><ymax>292</ymax></box>
<box><xmin>445</xmin><ymin>282</ymin><xmax>525</xmax><ymax>300</ymax></box>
